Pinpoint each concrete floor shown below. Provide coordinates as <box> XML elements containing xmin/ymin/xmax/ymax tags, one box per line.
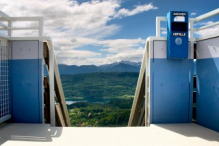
<box><xmin>0</xmin><ymin>123</ymin><xmax>218</xmax><ymax>146</ymax></box>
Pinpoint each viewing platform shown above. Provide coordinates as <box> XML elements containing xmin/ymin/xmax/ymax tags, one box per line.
<box><xmin>0</xmin><ymin>123</ymin><xmax>218</xmax><ymax>146</ymax></box>
<box><xmin>0</xmin><ymin>6</ymin><xmax>218</xmax><ymax>146</ymax></box>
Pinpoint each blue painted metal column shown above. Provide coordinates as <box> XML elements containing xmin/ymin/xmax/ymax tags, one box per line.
<box><xmin>10</xmin><ymin>40</ymin><xmax>43</xmax><ymax>123</ymax></box>
<box><xmin>149</xmin><ymin>39</ymin><xmax>193</xmax><ymax>123</ymax></box>
<box><xmin>196</xmin><ymin>37</ymin><xmax>219</xmax><ymax>132</ymax></box>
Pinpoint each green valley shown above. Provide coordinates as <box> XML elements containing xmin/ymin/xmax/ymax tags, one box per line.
<box><xmin>60</xmin><ymin>72</ymin><xmax>139</xmax><ymax>127</ymax></box>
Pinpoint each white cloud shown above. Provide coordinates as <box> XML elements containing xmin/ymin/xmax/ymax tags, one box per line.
<box><xmin>194</xmin><ymin>21</ymin><xmax>219</xmax><ymax>37</ymax></box>
<box><xmin>161</xmin><ymin>30</ymin><xmax>167</xmax><ymax>35</ymax></box>
<box><xmin>114</xmin><ymin>3</ymin><xmax>157</xmax><ymax>18</ymax></box>
<box><xmin>57</xmin><ymin>46</ymin><xmax>145</xmax><ymax>66</ymax></box>
<box><xmin>191</xmin><ymin>12</ymin><xmax>197</xmax><ymax>16</ymax></box>
<box><xmin>195</xmin><ymin>21</ymin><xmax>214</xmax><ymax>26</ymax></box>
<box><xmin>56</xmin><ymin>49</ymin><xmax>101</xmax><ymax>60</ymax></box>
<box><xmin>0</xmin><ymin>0</ymin><xmax>120</xmax><ymax>38</ymax></box>
<box><xmin>69</xmin><ymin>37</ymin><xmax>145</xmax><ymax>52</ymax></box>
<box><xmin>55</xmin><ymin>37</ymin><xmax>145</xmax><ymax>65</ymax></box>
<box><xmin>104</xmin><ymin>46</ymin><xmax>144</xmax><ymax>64</ymax></box>
<box><xmin>0</xmin><ymin>0</ymin><xmax>156</xmax><ymax>65</ymax></box>
<box><xmin>51</xmin><ymin>37</ymin><xmax>145</xmax><ymax>53</ymax></box>
<box><xmin>195</xmin><ymin>26</ymin><xmax>219</xmax><ymax>37</ymax></box>
<box><xmin>100</xmin><ymin>38</ymin><xmax>144</xmax><ymax>52</ymax></box>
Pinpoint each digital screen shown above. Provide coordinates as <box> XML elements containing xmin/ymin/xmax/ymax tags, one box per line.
<box><xmin>171</xmin><ymin>22</ymin><xmax>188</xmax><ymax>32</ymax></box>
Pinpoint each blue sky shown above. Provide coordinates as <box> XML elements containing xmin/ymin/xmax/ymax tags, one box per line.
<box><xmin>1</xmin><ymin>0</ymin><xmax>219</xmax><ymax>65</ymax></box>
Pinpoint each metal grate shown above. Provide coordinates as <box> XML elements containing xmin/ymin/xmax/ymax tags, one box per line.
<box><xmin>0</xmin><ymin>38</ymin><xmax>11</xmax><ymax>123</ymax></box>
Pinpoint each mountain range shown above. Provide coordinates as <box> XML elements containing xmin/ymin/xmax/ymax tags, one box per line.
<box><xmin>56</xmin><ymin>61</ymin><xmax>141</xmax><ymax>75</ymax></box>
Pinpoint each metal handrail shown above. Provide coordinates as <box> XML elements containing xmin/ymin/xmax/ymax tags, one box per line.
<box><xmin>156</xmin><ymin>17</ymin><xmax>167</xmax><ymax>37</ymax></box>
<box><xmin>195</xmin><ymin>21</ymin><xmax>219</xmax><ymax>31</ymax></box>
<box><xmin>155</xmin><ymin>8</ymin><xmax>219</xmax><ymax>39</ymax></box>
<box><xmin>43</xmin><ymin>38</ymin><xmax>71</xmax><ymax>127</ymax></box>
<box><xmin>0</xmin><ymin>11</ymin><xmax>70</xmax><ymax>127</ymax></box>
<box><xmin>0</xmin><ymin>11</ymin><xmax>43</xmax><ymax>38</ymax></box>
<box><xmin>195</xmin><ymin>8</ymin><xmax>219</xmax><ymax>22</ymax></box>
<box><xmin>0</xmin><ymin>11</ymin><xmax>11</xmax><ymax>20</ymax></box>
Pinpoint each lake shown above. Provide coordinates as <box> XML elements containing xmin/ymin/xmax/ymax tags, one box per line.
<box><xmin>65</xmin><ymin>100</ymin><xmax>87</xmax><ymax>105</ymax></box>
<box><xmin>65</xmin><ymin>100</ymin><xmax>106</xmax><ymax>105</ymax></box>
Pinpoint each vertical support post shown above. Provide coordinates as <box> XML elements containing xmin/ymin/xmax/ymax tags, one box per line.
<box><xmin>156</xmin><ymin>17</ymin><xmax>160</xmax><ymax>37</ymax></box>
<box><xmin>39</xmin><ymin>17</ymin><xmax>44</xmax><ymax>37</ymax></box>
<box><xmin>8</xmin><ymin>20</ymin><xmax>12</xmax><ymax>37</ymax></box>
<box><xmin>39</xmin><ymin>40</ymin><xmax>44</xmax><ymax>123</ymax></box>
<box><xmin>145</xmin><ymin>41</ymin><xmax>148</xmax><ymax>126</ymax></box>
<box><xmin>189</xmin><ymin>19</ymin><xmax>195</xmax><ymax>60</ymax></box>
<box><xmin>49</xmin><ymin>42</ymin><xmax>55</xmax><ymax>126</ymax></box>
<box><xmin>145</xmin><ymin>40</ymin><xmax>150</xmax><ymax>126</ymax></box>
<box><xmin>189</xmin><ymin>19</ymin><xmax>194</xmax><ymax>39</ymax></box>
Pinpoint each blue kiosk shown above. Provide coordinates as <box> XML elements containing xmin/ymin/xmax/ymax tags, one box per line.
<box><xmin>167</xmin><ymin>11</ymin><xmax>188</xmax><ymax>59</ymax></box>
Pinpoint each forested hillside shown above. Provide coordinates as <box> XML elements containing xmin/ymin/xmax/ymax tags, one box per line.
<box><xmin>61</xmin><ymin>72</ymin><xmax>139</xmax><ymax>100</ymax></box>
<box><xmin>58</xmin><ymin>61</ymin><xmax>140</xmax><ymax>75</ymax></box>
<box><xmin>60</xmin><ymin>72</ymin><xmax>139</xmax><ymax>127</ymax></box>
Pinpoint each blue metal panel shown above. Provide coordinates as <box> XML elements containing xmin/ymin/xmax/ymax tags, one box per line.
<box><xmin>10</xmin><ymin>59</ymin><xmax>43</xmax><ymax>123</ymax></box>
<box><xmin>150</xmin><ymin>58</ymin><xmax>193</xmax><ymax>123</ymax></box>
<box><xmin>196</xmin><ymin>58</ymin><xmax>219</xmax><ymax>132</ymax></box>
<box><xmin>167</xmin><ymin>11</ymin><xmax>188</xmax><ymax>59</ymax></box>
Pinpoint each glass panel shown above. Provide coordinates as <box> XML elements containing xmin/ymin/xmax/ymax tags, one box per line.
<box><xmin>171</xmin><ymin>22</ymin><xmax>188</xmax><ymax>32</ymax></box>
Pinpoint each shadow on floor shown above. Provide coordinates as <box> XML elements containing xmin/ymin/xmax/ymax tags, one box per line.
<box><xmin>154</xmin><ymin>123</ymin><xmax>219</xmax><ymax>142</ymax></box>
<box><xmin>0</xmin><ymin>123</ymin><xmax>63</xmax><ymax>145</ymax></box>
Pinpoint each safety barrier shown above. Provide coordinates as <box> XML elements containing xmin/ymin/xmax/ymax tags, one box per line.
<box><xmin>0</xmin><ymin>11</ymin><xmax>70</xmax><ymax>126</ymax></box>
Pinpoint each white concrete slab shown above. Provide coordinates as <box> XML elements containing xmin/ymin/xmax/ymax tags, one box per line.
<box><xmin>0</xmin><ymin>123</ymin><xmax>218</xmax><ymax>146</ymax></box>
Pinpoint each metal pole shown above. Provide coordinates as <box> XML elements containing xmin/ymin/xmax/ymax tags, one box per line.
<box><xmin>156</xmin><ymin>17</ymin><xmax>160</xmax><ymax>37</ymax></box>
<box><xmin>39</xmin><ymin>17</ymin><xmax>44</xmax><ymax>37</ymax></box>
<box><xmin>195</xmin><ymin>8</ymin><xmax>219</xmax><ymax>22</ymax></box>
<box><xmin>8</xmin><ymin>20</ymin><xmax>12</xmax><ymax>37</ymax></box>
<box><xmin>49</xmin><ymin>41</ymin><xmax>55</xmax><ymax>126</ymax></box>
<box><xmin>189</xmin><ymin>18</ymin><xmax>195</xmax><ymax>39</ymax></box>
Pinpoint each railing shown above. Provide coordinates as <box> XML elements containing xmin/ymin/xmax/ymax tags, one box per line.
<box><xmin>44</xmin><ymin>39</ymin><xmax>71</xmax><ymax>127</ymax></box>
<box><xmin>194</xmin><ymin>8</ymin><xmax>219</xmax><ymax>40</ymax></box>
<box><xmin>128</xmin><ymin>39</ymin><xmax>150</xmax><ymax>126</ymax></box>
<box><xmin>155</xmin><ymin>17</ymin><xmax>167</xmax><ymax>37</ymax></box>
<box><xmin>0</xmin><ymin>37</ymin><xmax>11</xmax><ymax>123</ymax></box>
<box><xmin>155</xmin><ymin>8</ymin><xmax>219</xmax><ymax>40</ymax></box>
<box><xmin>0</xmin><ymin>11</ymin><xmax>70</xmax><ymax>127</ymax></box>
<box><xmin>156</xmin><ymin>17</ymin><xmax>195</xmax><ymax>39</ymax></box>
<box><xmin>0</xmin><ymin>11</ymin><xmax>43</xmax><ymax>38</ymax></box>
